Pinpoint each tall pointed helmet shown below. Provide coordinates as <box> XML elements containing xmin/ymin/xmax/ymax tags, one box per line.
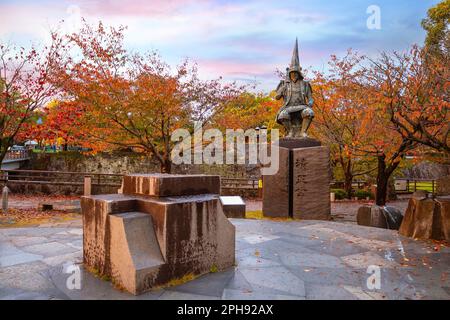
<box><xmin>289</xmin><ymin>38</ymin><xmax>302</xmax><ymax>76</ymax></box>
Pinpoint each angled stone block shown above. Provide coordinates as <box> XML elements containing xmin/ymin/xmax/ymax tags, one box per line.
<box><xmin>109</xmin><ymin>212</ymin><xmax>164</xmax><ymax>295</ymax></box>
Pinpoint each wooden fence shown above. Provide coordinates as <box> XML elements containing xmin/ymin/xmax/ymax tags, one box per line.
<box><xmin>0</xmin><ymin>169</ymin><xmax>123</xmax><ymax>188</ymax></box>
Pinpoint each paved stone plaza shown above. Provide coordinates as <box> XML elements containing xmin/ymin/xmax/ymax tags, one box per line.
<box><xmin>1</xmin><ymin>217</ymin><xmax>449</xmax><ymax>300</ymax></box>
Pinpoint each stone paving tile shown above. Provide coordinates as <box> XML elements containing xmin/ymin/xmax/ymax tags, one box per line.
<box><xmin>21</xmin><ymin>241</ymin><xmax>79</xmax><ymax>258</ymax></box>
<box><xmin>341</xmin><ymin>285</ymin><xmax>388</xmax><ymax>300</ymax></box>
<box><xmin>0</xmin><ymin>287</ymin><xmax>68</xmax><ymax>300</ymax></box>
<box><xmin>302</xmin><ymin>238</ymin><xmax>369</xmax><ymax>258</ymax></box>
<box><xmin>281</xmin><ymin>251</ymin><xmax>345</xmax><ymax>269</ymax></box>
<box><xmin>298</xmin><ymin>225</ymin><xmax>398</xmax><ymax>250</ymax></box>
<box><xmin>286</xmin><ymin>266</ymin><xmax>368</xmax><ymax>287</ymax></box>
<box><xmin>222</xmin><ymin>288</ymin><xmax>304</xmax><ymax>300</ymax></box>
<box><xmin>224</xmin><ymin>270</ymin><xmax>253</xmax><ymax>292</ymax></box>
<box><xmin>262</xmin><ymin>238</ymin><xmax>319</xmax><ymax>255</ymax></box>
<box><xmin>1</xmin><ymin>241</ymin><xmax>23</xmax><ymax>256</ymax></box>
<box><xmin>305</xmin><ymin>283</ymin><xmax>358</xmax><ymax>300</ymax></box>
<box><xmin>236</xmin><ymin>246</ymin><xmax>284</xmax><ymax>268</ymax></box>
<box><xmin>237</xmin><ymin>254</ymin><xmax>282</xmax><ymax>269</ymax></box>
<box><xmin>10</xmin><ymin>236</ymin><xmax>51</xmax><ymax>247</ymax></box>
<box><xmin>159</xmin><ymin>291</ymin><xmax>220</xmax><ymax>300</ymax></box>
<box><xmin>241</xmin><ymin>233</ymin><xmax>280</xmax><ymax>245</ymax></box>
<box><xmin>42</xmin><ymin>251</ymin><xmax>82</xmax><ymax>267</ymax></box>
<box><xmin>372</xmin><ymin>268</ymin><xmax>448</xmax><ymax>300</ymax></box>
<box><xmin>0</xmin><ymin>241</ymin><xmax>45</xmax><ymax>267</ymax></box>
<box><xmin>239</xmin><ymin>266</ymin><xmax>306</xmax><ymax>297</ymax></box>
<box><xmin>0</xmin><ymin>252</ymin><xmax>44</xmax><ymax>267</ymax></box>
<box><xmin>222</xmin><ymin>279</ymin><xmax>307</xmax><ymax>300</ymax></box>
<box><xmin>0</xmin><ymin>261</ymin><xmax>55</xmax><ymax>291</ymax></box>
<box><xmin>341</xmin><ymin>251</ymin><xmax>401</xmax><ymax>269</ymax></box>
<box><xmin>47</xmin><ymin>265</ymin><xmax>166</xmax><ymax>300</ymax></box>
<box><xmin>167</xmin><ymin>269</ymin><xmax>235</xmax><ymax>298</ymax></box>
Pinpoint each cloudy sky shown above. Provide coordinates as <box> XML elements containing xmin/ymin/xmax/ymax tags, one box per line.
<box><xmin>0</xmin><ymin>0</ymin><xmax>440</xmax><ymax>91</ymax></box>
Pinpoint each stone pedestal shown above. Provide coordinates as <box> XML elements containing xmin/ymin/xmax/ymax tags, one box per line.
<box><xmin>399</xmin><ymin>196</ymin><xmax>450</xmax><ymax>241</ymax></box>
<box><xmin>82</xmin><ymin>174</ymin><xmax>235</xmax><ymax>295</ymax></box>
<box><xmin>262</xmin><ymin>138</ymin><xmax>331</xmax><ymax>220</ymax></box>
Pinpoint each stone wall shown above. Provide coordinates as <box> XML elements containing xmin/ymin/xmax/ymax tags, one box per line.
<box><xmin>11</xmin><ymin>151</ymin><xmax>260</xmax><ymax>196</ymax></box>
<box><xmin>401</xmin><ymin>161</ymin><xmax>450</xmax><ymax>179</ymax></box>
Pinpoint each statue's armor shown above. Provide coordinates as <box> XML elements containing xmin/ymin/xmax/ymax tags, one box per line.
<box><xmin>276</xmin><ymin>79</ymin><xmax>314</xmax><ymax>123</ymax></box>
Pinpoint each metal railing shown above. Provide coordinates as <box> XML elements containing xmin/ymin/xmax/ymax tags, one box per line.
<box><xmin>394</xmin><ymin>178</ymin><xmax>438</xmax><ymax>194</ymax></box>
<box><xmin>3</xmin><ymin>150</ymin><xmax>31</xmax><ymax>162</ymax></box>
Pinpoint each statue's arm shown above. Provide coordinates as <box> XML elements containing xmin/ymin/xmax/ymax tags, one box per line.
<box><xmin>275</xmin><ymin>80</ymin><xmax>286</xmax><ymax>100</ymax></box>
<box><xmin>306</xmin><ymin>82</ymin><xmax>314</xmax><ymax>107</ymax></box>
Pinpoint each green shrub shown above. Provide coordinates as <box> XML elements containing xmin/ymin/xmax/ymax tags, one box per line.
<box><xmin>354</xmin><ymin>189</ymin><xmax>374</xmax><ymax>200</ymax></box>
<box><xmin>331</xmin><ymin>188</ymin><xmax>348</xmax><ymax>200</ymax></box>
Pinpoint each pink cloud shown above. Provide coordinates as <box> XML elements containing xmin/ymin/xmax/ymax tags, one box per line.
<box><xmin>73</xmin><ymin>0</ymin><xmax>208</xmax><ymax>17</ymax></box>
<box><xmin>197</xmin><ymin>58</ymin><xmax>277</xmax><ymax>77</ymax></box>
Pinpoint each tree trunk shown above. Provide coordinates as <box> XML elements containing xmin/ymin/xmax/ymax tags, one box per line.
<box><xmin>160</xmin><ymin>158</ymin><xmax>172</xmax><ymax>174</ymax></box>
<box><xmin>344</xmin><ymin>175</ymin><xmax>353</xmax><ymax>199</ymax></box>
<box><xmin>339</xmin><ymin>152</ymin><xmax>353</xmax><ymax>199</ymax></box>
<box><xmin>376</xmin><ymin>155</ymin><xmax>389</xmax><ymax>206</ymax></box>
<box><xmin>0</xmin><ymin>138</ymin><xmax>10</xmax><ymax>165</ymax></box>
<box><xmin>375</xmin><ymin>154</ymin><xmax>401</xmax><ymax>206</ymax></box>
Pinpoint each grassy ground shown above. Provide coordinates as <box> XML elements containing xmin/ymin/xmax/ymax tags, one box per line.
<box><xmin>408</xmin><ymin>182</ymin><xmax>435</xmax><ymax>192</ymax></box>
<box><xmin>245</xmin><ymin>210</ymin><xmax>294</xmax><ymax>221</ymax></box>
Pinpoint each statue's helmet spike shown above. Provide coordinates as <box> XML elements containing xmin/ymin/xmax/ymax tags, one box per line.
<box><xmin>289</xmin><ymin>38</ymin><xmax>302</xmax><ymax>77</ymax></box>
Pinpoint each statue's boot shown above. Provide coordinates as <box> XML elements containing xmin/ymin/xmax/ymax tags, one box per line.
<box><xmin>300</xmin><ymin>116</ymin><xmax>313</xmax><ymax>138</ymax></box>
<box><xmin>283</xmin><ymin>120</ymin><xmax>294</xmax><ymax>138</ymax></box>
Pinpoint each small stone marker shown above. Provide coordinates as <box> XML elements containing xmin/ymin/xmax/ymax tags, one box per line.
<box><xmin>2</xmin><ymin>185</ymin><xmax>9</xmax><ymax>213</ymax></box>
<box><xmin>220</xmin><ymin>196</ymin><xmax>246</xmax><ymax>218</ymax></box>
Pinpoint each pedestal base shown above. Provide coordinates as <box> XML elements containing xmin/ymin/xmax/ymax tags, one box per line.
<box><xmin>262</xmin><ymin>138</ymin><xmax>331</xmax><ymax>220</ymax></box>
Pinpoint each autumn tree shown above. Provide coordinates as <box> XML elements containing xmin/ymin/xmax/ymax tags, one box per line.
<box><xmin>0</xmin><ymin>36</ymin><xmax>66</xmax><ymax>163</ymax></box>
<box><xmin>20</xmin><ymin>100</ymin><xmax>87</xmax><ymax>150</ymax></box>
<box><xmin>213</xmin><ymin>91</ymin><xmax>280</xmax><ymax>131</ymax></box>
<box><xmin>311</xmin><ymin>51</ymin><xmax>376</xmax><ymax>198</ymax></box>
<box><xmin>369</xmin><ymin>45</ymin><xmax>449</xmax><ymax>155</ymax></box>
<box><xmin>422</xmin><ymin>0</ymin><xmax>450</xmax><ymax>57</ymax></box>
<box><xmin>53</xmin><ymin>21</ymin><xmax>244</xmax><ymax>172</ymax></box>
